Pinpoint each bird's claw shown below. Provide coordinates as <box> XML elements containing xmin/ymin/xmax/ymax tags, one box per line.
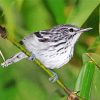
<box><xmin>28</xmin><ymin>53</ymin><xmax>35</xmax><ymax>60</ymax></box>
<box><xmin>49</xmin><ymin>72</ymin><xmax>58</xmax><ymax>83</ymax></box>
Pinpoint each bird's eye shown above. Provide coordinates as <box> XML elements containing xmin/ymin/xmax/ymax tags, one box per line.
<box><xmin>69</xmin><ymin>28</ymin><xmax>74</xmax><ymax>32</ymax></box>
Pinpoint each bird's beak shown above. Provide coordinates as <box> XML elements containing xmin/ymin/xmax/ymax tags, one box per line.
<box><xmin>79</xmin><ymin>27</ymin><xmax>93</xmax><ymax>32</ymax></box>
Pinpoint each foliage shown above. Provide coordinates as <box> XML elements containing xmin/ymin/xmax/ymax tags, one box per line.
<box><xmin>0</xmin><ymin>0</ymin><xmax>99</xmax><ymax>100</ymax></box>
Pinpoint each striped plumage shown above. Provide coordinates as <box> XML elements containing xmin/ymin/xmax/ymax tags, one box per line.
<box><xmin>20</xmin><ymin>25</ymin><xmax>81</xmax><ymax>69</ymax></box>
<box><xmin>1</xmin><ymin>25</ymin><xmax>92</xmax><ymax>69</ymax></box>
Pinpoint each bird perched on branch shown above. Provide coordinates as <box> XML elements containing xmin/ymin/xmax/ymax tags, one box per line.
<box><xmin>1</xmin><ymin>24</ymin><xmax>92</xmax><ymax>82</ymax></box>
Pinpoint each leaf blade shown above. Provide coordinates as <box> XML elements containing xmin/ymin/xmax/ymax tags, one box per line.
<box><xmin>66</xmin><ymin>0</ymin><xmax>99</xmax><ymax>26</ymax></box>
<box><xmin>75</xmin><ymin>61</ymin><xmax>95</xmax><ymax>100</ymax></box>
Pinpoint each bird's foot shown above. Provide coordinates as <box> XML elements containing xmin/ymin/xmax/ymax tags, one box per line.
<box><xmin>49</xmin><ymin>70</ymin><xmax>58</xmax><ymax>83</ymax></box>
<box><xmin>28</xmin><ymin>53</ymin><xmax>35</xmax><ymax>60</ymax></box>
<box><xmin>74</xmin><ymin>91</ymin><xmax>80</xmax><ymax>94</ymax></box>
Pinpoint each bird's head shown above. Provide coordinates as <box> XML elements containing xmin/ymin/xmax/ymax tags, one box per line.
<box><xmin>57</xmin><ymin>25</ymin><xmax>92</xmax><ymax>46</ymax></box>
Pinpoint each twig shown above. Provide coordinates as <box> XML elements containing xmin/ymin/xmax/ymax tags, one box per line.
<box><xmin>0</xmin><ymin>25</ymin><xmax>79</xmax><ymax>100</ymax></box>
<box><xmin>0</xmin><ymin>50</ymin><xmax>6</xmax><ymax>62</ymax></box>
<box><xmin>86</xmin><ymin>53</ymin><xmax>100</xmax><ymax>69</ymax></box>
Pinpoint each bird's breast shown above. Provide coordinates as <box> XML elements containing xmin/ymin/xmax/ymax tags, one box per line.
<box><xmin>36</xmin><ymin>46</ymin><xmax>74</xmax><ymax>69</ymax></box>
<box><xmin>22</xmin><ymin>35</ymin><xmax>74</xmax><ymax>69</ymax></box>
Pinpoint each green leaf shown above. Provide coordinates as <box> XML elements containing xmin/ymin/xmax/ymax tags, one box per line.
<box><xmin>75</xmin><ymin>61</ymin><xmax>95</xmax><ymax>100</ymax></box>
<box><xmin>90</xmin><ymin>65</ymin><xmax>100</xmax><ymax>100</ymax></box>
<box><xmin>44</xmin><ymin>0</ymin><xmax>66</xmax><ymax>24</ymax></box>
<box><xmin>82</xmin><ymin>53</ymin><xmax>100</xmax><ymax>69</ymax></box>
<box><xmin>21</xmin><ymin>0</ymin><xmax>52</xmax><ymax>32</ymax></box>
<box><xmin>66</xmin><ymin>0</ymin><xmax>99</xmax><ymax>26</ymax></box>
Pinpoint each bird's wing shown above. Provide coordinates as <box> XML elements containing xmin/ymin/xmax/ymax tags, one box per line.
<box><xmin>34</xmin><ymin>30</ymin><xmax>52</xmax><ymax>42</ymax></box>
<box><xmin>34</xmin><ymin>30</ymin><xmax>65</xmax><ymax>43</ymax></box>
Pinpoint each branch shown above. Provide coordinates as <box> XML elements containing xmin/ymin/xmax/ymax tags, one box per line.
<box><xmin>0</xmin><ymin>25</ymin><xmax>80</xmax><ymax>100</ymax></box>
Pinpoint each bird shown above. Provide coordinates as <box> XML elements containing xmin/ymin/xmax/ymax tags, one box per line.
<box><xmin>1</xmin><ymin>24</ymin><xmax>92</xmax><ymax>82</ymax></box>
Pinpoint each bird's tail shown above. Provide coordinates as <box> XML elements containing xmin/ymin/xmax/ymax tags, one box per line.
<box><xmin>1</xmin><ymin>52</ymin><xmax>27</xmax><ymax>68</ymax></box>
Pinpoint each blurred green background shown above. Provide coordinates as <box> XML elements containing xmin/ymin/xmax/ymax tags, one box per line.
<box><xmin>0</xmin><ymin>0</ymin><xmax>99</xmax><ymax>100</ymax></box>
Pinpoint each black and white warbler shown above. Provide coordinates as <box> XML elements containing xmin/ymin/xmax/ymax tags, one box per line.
<box><xmin>1</xmin><ymin>24</ymin><xmax>92</xmax><ymax>82</ymax></box>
